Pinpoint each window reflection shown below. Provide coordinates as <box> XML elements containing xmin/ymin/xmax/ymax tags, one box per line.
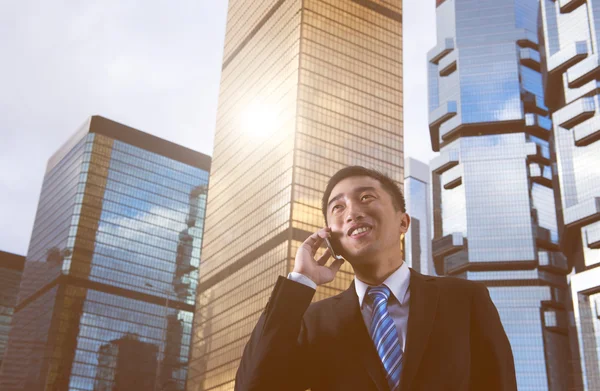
<box><xmin>0</xmin><ymin>128</ymin><xmax>209</xmax><ymax>391</ymax></box>
<box><xmin>429</xmin><ymin>1</ymin><xmax>571</xmax><ymax>389</ymax></box>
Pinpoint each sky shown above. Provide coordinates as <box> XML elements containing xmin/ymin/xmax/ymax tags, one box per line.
<box><xmin>0</xmin><ymin>0</ymin><xmax>437</xmax><ymax>256</ymax></box>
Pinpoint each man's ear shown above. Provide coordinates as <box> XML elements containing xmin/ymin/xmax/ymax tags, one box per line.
<box><xmin>400</xmin><ymin>213</ymin><xmax>410</xmax><ymax>234</ymax></box>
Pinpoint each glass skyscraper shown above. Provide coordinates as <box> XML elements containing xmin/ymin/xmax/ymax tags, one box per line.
<box><xmin>0</xmin><ymin>251</ymin><xmax>25</xmax><ymax>371</ymax></box>
<box><xmin>404</xmin><ymin>158</ymin><xmax>434</xmax><ymax>276</ymax></box>
<box><xmin>187</xmin><ymin>1</ymin><xmax>403</xmax><ymax>390</ymax></box>
<box><xmin>428</xmin><ymin>0</ymin><xmax>571</xmax><ymax>389</ymax></box>
<box><xmin>0</xmin><ymin>116</ymin><xmax>210</xmax><ymax>391</ymax></box>
<box><xmin>93</xmin><ymin>332</ymin><xmax>158</xmax><ymax>391</ymax></box>
<box><xmin>540</xmin><ymin>1</ymin><xmax>600</xmax><ymax>388</ymax></box>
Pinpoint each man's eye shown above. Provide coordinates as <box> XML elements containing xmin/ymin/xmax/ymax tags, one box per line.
<box><xmin>361</xmin><ymin>194</ymin><xmax>374</xmax><ymax>201</ymax></box>
<box><xmin>332</xmin><ymin>205</ymin><xmax>342</xmax><ymax>212</ymax></box>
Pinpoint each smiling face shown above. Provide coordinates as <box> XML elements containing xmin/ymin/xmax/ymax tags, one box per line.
<box><xmin>326</xmin><ymin>175</ymin><xmax>409</xmax><ymax>266</ymax></box>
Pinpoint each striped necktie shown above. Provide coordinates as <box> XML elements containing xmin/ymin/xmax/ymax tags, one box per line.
<box><xmin>367</xmin><ymin>285</ymin><xmax>403</xmax><ymax>391</ymax></box>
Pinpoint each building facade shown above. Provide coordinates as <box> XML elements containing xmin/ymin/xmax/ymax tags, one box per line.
<box><xmin>539</xmin><ymin>1</ymin><xmax>600</xmax><ymax>388</ymax></box>
<box><xmin>0</xmin><ymin>251</ymin><xmax>25</xmax><ymax>371</ymax></box>
<box><xmin>0</xmin><ymin>116</ymin><xmax>210</xmax><ymax>391</ymax></box>
<box><xmin>93</xmin><ymin>332</ymin><xmax>158</xmax><ymax>391</ymax></box>
<box><xmin>404</xmin><ymin>158</ymin><xmax>434</xmax><ymax>275</ymax></box>
<box><xmin>428</xmin><ymin>0</ymin><xmax>571</xmax><ymax>389</ymax></box>
<box><xmin>187</xmin><ymin>1</ymin><xmax>403</xmax><ymax>389</ymax></box>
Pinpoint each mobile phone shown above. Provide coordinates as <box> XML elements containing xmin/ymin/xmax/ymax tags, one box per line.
<box><xmin>325</xmin><ymin>236</ymin><xmax>344</xmax><ymax>261</ymax></box>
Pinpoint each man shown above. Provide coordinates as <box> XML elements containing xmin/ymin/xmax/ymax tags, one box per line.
<box><xmin>235</xmin><ymin>166</ymin><xmax>516</xmax><ymax>391</ymax></box>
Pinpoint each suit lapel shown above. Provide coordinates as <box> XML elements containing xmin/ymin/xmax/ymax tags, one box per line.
<box><xmin>334</xmin><ymin>282</ymin><xmax>388</xmax><ymax>391</ymax></box>
<box><xmin>400</xmin><ymin>269</ymin><xmax>439</xmax><ymax>391</ymax></box>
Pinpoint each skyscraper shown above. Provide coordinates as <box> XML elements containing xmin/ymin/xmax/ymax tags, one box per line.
<box><xmin>428</xmin><ymin>0</ymin><xmax>570</xmax><ymax>389</ymax></box>
<box><xmin>188</xmin><ymin>1</ymin><xmax>403</xmax><ymax>389</ymax></box>
<box><xmin>403</xmin><ymin>158</ymin><xmax>434</xmax><ymax>275</ymax></box>
<box><xmin>0</xmin><ymin>116</ymin><xmax>210</xmax><ymax>391</ymax></box>
<box><xmin>0</xmin><ymin>251</ymin><xmax>25</xmax><ymax>370</ymax></box>
<box><xmin>539</xmin><ymin>1</ymin><xmax>600</xmax><ymax>388</ymax></box>
<box><xmin>93</xmin><ymin>332</ymin><xmax>158</xmax><ymax>391</ymax></box>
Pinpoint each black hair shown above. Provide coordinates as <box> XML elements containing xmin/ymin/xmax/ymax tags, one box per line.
<box><xmin>321</xmin><ymin>166</ymin><xmax>406</xmax><ymax>224</ymax></box>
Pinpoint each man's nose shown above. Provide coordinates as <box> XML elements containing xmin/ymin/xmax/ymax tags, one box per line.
<box><xmin>345</xmin><ymin>203</ymin><xmax>364</xmax><ymax>223</ymax></box>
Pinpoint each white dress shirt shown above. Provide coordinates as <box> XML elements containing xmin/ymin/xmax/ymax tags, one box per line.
<box><xmin>288</xmin><ymin>261</ymin><xmax>411</xmax><ymax>351</ymax></box>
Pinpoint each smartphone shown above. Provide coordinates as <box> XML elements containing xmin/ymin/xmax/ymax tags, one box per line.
<box><xmin>325</xmin><ymin>236</ymin><xmax>344</xmax><ymax>261</ymax></box>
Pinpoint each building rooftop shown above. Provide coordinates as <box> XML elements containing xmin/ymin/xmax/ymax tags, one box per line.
<box><xmin>405</xmin><ymin>157</ymin><xmax>430</xmax><ymax>183</ymax></box>
<box><xmin>47</xmin><ymin>115</ymin><xmax>211</xmax><ymax>173</ymax></box>
<box><xmin>0</xmin><ymin>250</ymin><xmax>26</xmax><ymax>271</ymax></box>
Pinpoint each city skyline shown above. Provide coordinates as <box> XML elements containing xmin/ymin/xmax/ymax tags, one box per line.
<box><xmin>428</xmin><ymin>0</ymin><xmax>571</xmax><ymax>389</ymax></box>
<box><xmin>540</xmin><ymin>0</ymin><xmax>600</xmax><ymax>388</ymax></box>
<box><xmin>0</xmin><ymin>1</ymin><xmax>598</xmax><ymax>390</ymax></box>
<box><xmin>187</xmin><ymin>0</ymin><xmax>404</xmax><ymax>389</ymax></box>
<box><xmin>0</xmin><ymin>1</ymin><xmax>438</xmax><ymax>256</ymax></box>
<box><xmin>0</xmin><ymin>116</ymin><xmax>210</xmax><ymax>390</ymax></box>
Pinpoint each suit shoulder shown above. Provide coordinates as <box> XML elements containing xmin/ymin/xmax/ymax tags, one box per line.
<box><xmin>307</xmin><ymin>290</ymin><xmax>344</xmax><ymax>308</ymax></box>
<box><xmin>427</xmin><ymin>274</ymin><xmax>486</xmax><ymax>294</ymax></box>
<box><xmin>303</xmin><ymin>290</ymin><xmax>346</xmax><ymax>318</ymax></box>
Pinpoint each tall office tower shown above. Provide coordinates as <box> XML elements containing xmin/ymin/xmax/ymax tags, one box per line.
<box><xmin>0</xmin><ymin>116</ymin><xmax>210</xmax><ymax>391</ymax></box>
<box><xmin>0</xmin><ymin>251</ymin><xmax>25</xmax><ymax>370</ymax></box>
<box><xmin>404</xmin><ymin>158</ymin><xmax>434</xmax><ymax>275</ymax></box>
<box><xmin>540</xmin><ymin>1</ymin><xmax>600</xmax><ymax>388</ymax></box>
<box><xmin>93</xmin><ymin>332</ymin><xmax>158</xmax><ymax>391</ymax></box>
<box><xmin>428</xmin><ymin>0</ymin><xmax>571</xmax><ymax>389</ymax></box>
<box><xmin>187</xmin><ymin>1</ymin><xmax>403</xmax><ymax>389</ymax></box>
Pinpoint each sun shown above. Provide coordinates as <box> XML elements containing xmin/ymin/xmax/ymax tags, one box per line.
<box><xmin>240</xmin><ymin>102</ymin><xmax>278</xmax><ymax>138</ymax></box>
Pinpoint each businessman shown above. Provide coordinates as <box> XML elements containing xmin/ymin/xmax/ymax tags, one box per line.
<box><xmin>236</xmin><ymin>166</ymin><xmax>516</xmax><ymax>391</ymax></box>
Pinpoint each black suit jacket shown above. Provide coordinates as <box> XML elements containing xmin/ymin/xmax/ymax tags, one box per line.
<box><xmin>235</xmin><ymin>269</ymin><xmax>516</xmax><ymax>391</ymax></box>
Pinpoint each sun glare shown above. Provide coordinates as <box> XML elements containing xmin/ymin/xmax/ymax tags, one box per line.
<box><xmin>241</xmin><ymin>103</ymin><xmax>278</xmax><ymax>138</ymax></box>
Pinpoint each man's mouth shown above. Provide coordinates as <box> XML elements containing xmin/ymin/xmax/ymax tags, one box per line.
<box><xmin>348</xmin><ymin>224</ymin><xmax>373</xmax><ymax>237</ymax></box>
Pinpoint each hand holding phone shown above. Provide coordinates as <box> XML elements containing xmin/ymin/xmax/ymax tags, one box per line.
<box><xmin>293</xmin><ymin>227</ymin><xmax>345</xmax><ymax>286</ymax></box>
<box><xmin>325</xmin><ymin>236</ymin><xmax>344</xmax><ymax>261</ymax></box>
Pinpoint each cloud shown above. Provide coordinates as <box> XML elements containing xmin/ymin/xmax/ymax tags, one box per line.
<box><xmin>0</xmin><ymin>1</ymin><xmax>227</xmax><ymax>255</ymax></box>
<box><xmin>91</xmin><ymin>202</ymin><xmax>195</xmax><ymax>295</ymax></box>
<box><xmin>0</xmin><ymin>1</ymin><xmax>438</xmax><ymax>255</ymax></box>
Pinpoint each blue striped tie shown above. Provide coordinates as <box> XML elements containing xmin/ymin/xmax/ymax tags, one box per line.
<box><xmin>367</xmin><ymin>285</ymin><xmax>403</xmax><ymax>391</ymax></box>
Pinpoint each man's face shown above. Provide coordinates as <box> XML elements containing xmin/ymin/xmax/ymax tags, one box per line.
<box><xmin>326</xmin><ymin>176</ymin><xmax>409</xmax><ymax>264</ymax></box>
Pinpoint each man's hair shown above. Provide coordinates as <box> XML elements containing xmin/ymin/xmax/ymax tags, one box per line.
<box><xmin>321</xmin><ymin>166</ymin><xmax>406</xmax><ymax>223</ymax></box>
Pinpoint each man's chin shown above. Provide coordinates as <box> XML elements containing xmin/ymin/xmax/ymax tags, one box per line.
<box><xmin>342</xmin><ymin>246</ymin><xmax>377</xmax><ymax>264</ymax></box>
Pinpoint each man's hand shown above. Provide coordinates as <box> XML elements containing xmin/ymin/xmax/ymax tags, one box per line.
<box><xmin>293</xmin><ymin>227</ymin><xmax>345</xmax><ymax>286</ymax></box>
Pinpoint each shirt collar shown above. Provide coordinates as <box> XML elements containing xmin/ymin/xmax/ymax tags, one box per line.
<box><xmin>354</xmin><ymin>261</ymin><xmax>410</xmax><ymax>308</ymax></box>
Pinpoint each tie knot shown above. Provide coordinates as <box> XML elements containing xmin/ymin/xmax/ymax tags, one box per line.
<box><xmin>367</xmin><ymin>285</ymin><xmax>391</xmax><ymax>302</ymax></box>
